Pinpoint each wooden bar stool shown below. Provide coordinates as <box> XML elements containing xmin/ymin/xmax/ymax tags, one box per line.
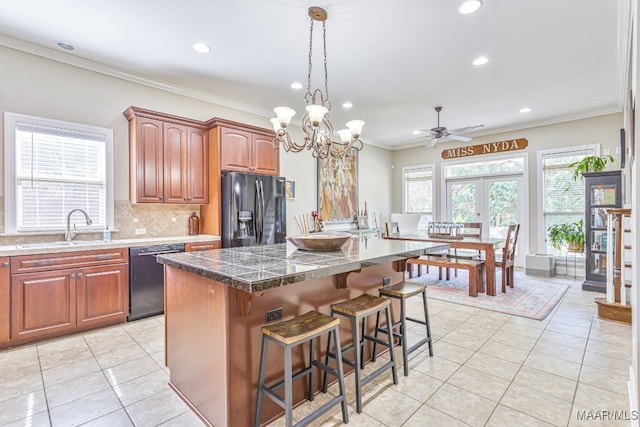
<box><xmin>373</xmin><ymin>282</ymin><xmax>433</xmax><ymax>376</ymax></box>
<box><xmin>254</xmin><ymin>310</ymin><xmax>348</xmax><ymax>427</ymax></box>
<box><xmin>322</xmin><ymin>294</ymin><xmax>398</xmax><ymax>413</ymax></box>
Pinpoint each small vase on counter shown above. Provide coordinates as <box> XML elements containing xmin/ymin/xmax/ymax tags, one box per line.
<box><xmin>188</xmin><ymin>212</ymin><xmax>200</xmax><ymax>235</ymax></box>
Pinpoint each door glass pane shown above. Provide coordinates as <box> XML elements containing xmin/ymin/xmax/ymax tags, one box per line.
<box><xmin>488</xmin><ymin>179</ymin><xmax>518</xmax><ymax>239</ymax></box>
<box><xmin>450</xmin><ymin>182</ymin><xmax>477</xmax><ymax>223</ymax></box>
<box><xmin>445</xmin><ymin>157</ymin><xmax>524</xmax><ymax>177</ymax></box>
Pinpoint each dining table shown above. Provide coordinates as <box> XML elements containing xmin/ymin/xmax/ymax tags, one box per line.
<box><xmin>384</xmin><ymin>232</ymin><xmax>505</xmax><ymax>296</ymax></box>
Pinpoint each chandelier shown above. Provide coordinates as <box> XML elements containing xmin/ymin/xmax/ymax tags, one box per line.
<box><xmin>271</xmin><ymin>7</ymin><xmax>365</xmax><ymax>159</ymax></box>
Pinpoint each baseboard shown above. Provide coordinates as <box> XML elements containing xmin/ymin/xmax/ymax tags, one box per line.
<box><xmin>630</xmin><ymin>365</ymin><xmax>639</xmax><ymax>427</ymax></box>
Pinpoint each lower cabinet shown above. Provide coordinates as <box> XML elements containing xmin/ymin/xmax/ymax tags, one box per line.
<box><xmin>11</xmin><ymin>269</ymin><xmax>77</xmax><ymax>341</ymax></box>
<box><xmin>185</xmin><ymin>241</ymin><xmax>221</xmax><ymax>252</ymax></box>
<box><xmin>0</xmin><ymin>258</ymin><xmax>11</xmax><ymax>344</ymax></box>
<box><xmin>8</xmin><ymin>249</ymin><xmax>129</xmax><ymax>345</ymax></box>
<box><xmin>77</xmin><ymin>264</ymin><xmax>128</xmax><ymax>328</ymax></box>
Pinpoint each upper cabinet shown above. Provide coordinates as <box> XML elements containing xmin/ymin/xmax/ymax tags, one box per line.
<box><xmin>214</xmin><ymin>122</ymin><xmax>279</xmax><ymax>176</ymax></box>
<box><xmin>124</xmin><ymin>107</ymin><xmax>209</xmax><ymax>204</ymax></box>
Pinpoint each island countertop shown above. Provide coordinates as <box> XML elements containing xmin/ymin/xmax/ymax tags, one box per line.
<box><xmin>157</xmin><ymin>237</ymin><xmax>449</xmax><ymax>293</ymax></box>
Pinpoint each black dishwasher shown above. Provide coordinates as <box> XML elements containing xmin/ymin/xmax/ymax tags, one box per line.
<box><xmin>128</xmin><ymin>243</ymin><xmax>185</xmax><ymax>321</ymax></box>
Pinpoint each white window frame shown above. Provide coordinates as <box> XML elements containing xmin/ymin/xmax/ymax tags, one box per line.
<box><xmin>4</xmin><ymin>112</ymin><xmax>114</xmax><ymax>235</ymax></box>
<box><xmin>402</xmin><ymin>163</ymin><xmax>435</xmax><ymax>228</ymax></box>
<box><xmin>536</xmin><ymin>143</ymin><xmax>599</xmax><ymax>255</ymax></box>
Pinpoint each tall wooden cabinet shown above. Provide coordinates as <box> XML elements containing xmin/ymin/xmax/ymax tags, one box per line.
<box><xmin>0</xmin><ymin>258</ymin><xmax>10</xmax><ymax>344</ymax></box>
<box><xmin>582</xmin><ymin>170</ymin><xmax>622</xmax><ymax>292</ymax></box>
<box><xmin>124</xmin><ymin>107</ymin><xmax>209</xmax><ymax>204</ymax></box>
<box><xmin>201</xmin><ymin>118</ymin><xmax>279</xmax><ymax>236</ymax></box>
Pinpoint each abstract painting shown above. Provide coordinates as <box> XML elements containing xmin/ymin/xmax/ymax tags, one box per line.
<box><xmin>318</xmin><ymin>154</ymin><xmax>357</xmax><ymax>220</ymax></box>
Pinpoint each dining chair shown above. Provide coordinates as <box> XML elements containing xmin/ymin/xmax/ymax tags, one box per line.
<box><xmin>495</xmin><ymin>224</ymin><xmax>520</xmax><ymax>293</ymax></box>
<box><xmin>445</xmin><ymin>222</ymin><xmax>482</xmax><ymax>276</ymax></box>
<box><xmin>389</xmin><ymin>213</ymin><xmax>422</xmax><ymax>234</ymax></box>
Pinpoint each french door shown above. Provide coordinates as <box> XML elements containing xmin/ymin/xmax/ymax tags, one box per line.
<box><xmin>446</xmin><ymin>175</ymin><xmax>526</xmax><ymax>265</ymax></box>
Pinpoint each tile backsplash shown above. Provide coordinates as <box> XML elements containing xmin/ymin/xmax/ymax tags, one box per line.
<box><xmin>0</xmin><ymin>198</ymin><xmax>202</xmax><ymax>246</ymax></box>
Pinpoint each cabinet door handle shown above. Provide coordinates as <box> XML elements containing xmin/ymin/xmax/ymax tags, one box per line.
<box><xmin>35</xmin><ymin>260</ymin><xmax>54</xmax><ymax>266</ymax></box>
<box><xmin>70</xmin><ymin>273</ymin><xmax>76</xmax><ymax>279</ymax></box>
<box><xmin>1</xmin><ymin>262</ymin><xmax>8</xmax><ymax>268</ymax></box>
<box><xmin>159</xmin><ymin>196</ymin><xmax>164</xmax><ymax>201</ymax></box>
<box><xmin>77</xmin><ymin>272</ymin><xmax>83</xmax><ymax>278</ymax></box>
<box><xmin>96</xmin><ymin>254</ymin><xmax>112</xmax><ymax>261</ymax></box>
<box><xmin>184</xmin><ymin>196</ymin><xmax>189</xmax><ymax>201</ymax></box>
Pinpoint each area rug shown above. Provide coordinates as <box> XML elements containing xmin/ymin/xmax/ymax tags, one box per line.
<box><xmin>406</xmin><ymin>269</ymin><xmax>571</xmax><ymax>320</ymax></box>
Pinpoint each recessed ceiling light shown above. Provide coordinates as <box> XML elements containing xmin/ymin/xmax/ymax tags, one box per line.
<box><xmin>413</xmin><ymin>130</ymin><xmax>422</xmax><ymax>135</ymax></box>
<box><xmin>342</xmin><ymin>102</ymin><xmax>353</xmax><ymax>109</ymax></box>
<box><xmin>472</xmin><ymin>56</ymin><xmax>489</xmax><ymax>66</ymax></box>
<box><xmin>192</xmin><ymin>43</ymin><xmax>211</xmax><ymax>53</ymax></box>
<box><xmin>519</xmin><ymin>107</ymin><xmax>531</xmax><ymax>113</ymax></box>
<box><xmin>290</xmin><ymin>82</ymin><xmax>303</xmax><ymax>89</ymax></box>
<box><xmin>56</xmin><ymin>41</ymin><xmax>75</xmax><ymax>51</ymax></box>
<box><xmin>459</xmin><ymin>0</ymin><xmax>482</xmax><ymax>14</ymax></box>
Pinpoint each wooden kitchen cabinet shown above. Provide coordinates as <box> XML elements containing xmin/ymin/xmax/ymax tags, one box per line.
<box><xmin>125</xmin><ymin>106</ymin><xmax>209</xmax><ymax>204</ymax></box>
<box><xmin>185</xmin><ymin>241</ymin><xmax>221</xmax><ymax>252</ymax></box>
<box><xmin>77</xmin><ymin>264</ymin><xmax>128</xmax><ymax>328</ymax></box>
<box><xmin>8</xmin><ymin>249</ymin><xmax>128</xmax><ymax>346</ymax></box>
<box><xmin>216</xmin><ymin>124</ymin><xmax>279</xmax><ymax>175</ymax></box>
<box><xmin>11</xmin><ymin>269</ymin><xmax>77</xmax><ymax>341</ymax></box>
<box><xmin>0</xmin><ymin>258</ymin><xmax>11</xmax><ymax>343</ymax></box>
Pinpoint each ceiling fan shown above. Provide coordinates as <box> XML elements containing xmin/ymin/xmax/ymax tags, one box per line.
<box><xmin>422</xmin><ymin>106</ymin><xmax>483</xmax><ymax>147</ymax></box>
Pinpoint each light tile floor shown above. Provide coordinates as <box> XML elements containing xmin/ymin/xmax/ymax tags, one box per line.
<box><xmin>0</xmin><ymin>272</ymin><xmax>633</xmax><ymax>427</ymax></box>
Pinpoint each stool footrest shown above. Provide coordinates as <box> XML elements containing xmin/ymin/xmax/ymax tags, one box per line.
<box><xmin>297</xmin><ymin>395</ymin><xmax>348</xmax><ymax>426</ymax></box>
<box><xmin>361</xmin><ymin>361</ymin><xmax>395</xmax><ymax>388</ymax></box>
<box><xmin>259</xmin><ymin>364</ymin><xmax>315</xmax><ymax>408</ymax></box>
<box><xmin>405</xmin><ymin>315</ymin><xmax>428</xmax><ymax>326</ymax></box>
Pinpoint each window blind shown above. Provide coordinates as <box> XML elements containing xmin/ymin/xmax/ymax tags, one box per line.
<box><xmin>541</xmin><ymin>148</ymin><xmax>594</xmax><ymax>254</ymax></box>
<box><xmin>13</xmin><ymin>122</ymin><xmax>107</xmax><ymax>231</ymax></box>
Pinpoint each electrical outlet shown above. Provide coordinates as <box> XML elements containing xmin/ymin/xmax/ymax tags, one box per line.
<box><xmin>383</xmin><ymin>276</ymin><xmax>391</xmax><ymax>286</ymax></box>
<box><xmin>135</xmin><ymin>228</ymin><xmax>146</xmax><ymax>235</ymax></box>
<box><xmin>265</xmin><ymin>307</ymin><xmax>283</xmax><ymax>323</ymax></box>
<box><xmin>171</xmin><ymin>217</ymin><xmax>177</xmax><ymax>222</ymax></box>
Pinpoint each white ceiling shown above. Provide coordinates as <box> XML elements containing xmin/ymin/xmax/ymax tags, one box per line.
<box><xmin>0</xmin><ymin>0</ymin><xmax>627</xmax><ymax>150</ymax></box>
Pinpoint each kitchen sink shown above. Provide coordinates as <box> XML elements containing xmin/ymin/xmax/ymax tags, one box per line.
<box><xmin>17</xmin><ymin>240</ymin><xmax>107</xmax><ymax>249</ymax></box>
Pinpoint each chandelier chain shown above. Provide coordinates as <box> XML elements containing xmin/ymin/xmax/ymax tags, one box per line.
<box><xmin>307</xmin><ymin>16</ymin><xmax>314</xmax><ymax>94</ymax></box>
<box><xmin>323</xmin><ymin>21</ymin><xmax>329</xmax><ymax>105</ymax></box>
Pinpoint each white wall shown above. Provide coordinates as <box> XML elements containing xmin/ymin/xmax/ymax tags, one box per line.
<box><xmin>391</xmin><ymin>113</ymin><xmax>623</xmax><ymax>254</ymax></box>
<box><xmin>0</xmin><ymin>45</ymin><xmax>392</xmax><ymax>237</ymax></box>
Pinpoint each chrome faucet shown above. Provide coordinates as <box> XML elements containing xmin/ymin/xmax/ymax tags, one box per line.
<box><xmin>65</xmin><ymin>209</ymin><xmax>92</xmax><ymax>241</ymax></box>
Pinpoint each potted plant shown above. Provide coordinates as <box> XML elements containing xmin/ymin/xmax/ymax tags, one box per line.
<box><xmin>547</xmin><ymin>219</ymin><xmax>585</xmax><ymax>252</ymax></box>
<box><xmin>568</xmin><ymin>154</ymin><xmax>615</xmax><ymax>181</ymax></box>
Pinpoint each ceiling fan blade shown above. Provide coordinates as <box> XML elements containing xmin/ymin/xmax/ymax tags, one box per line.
<box><xmin>447</xmin><ymin>124</ymin><xmax>484</xmax><ymax>134</ymax></box>
<box><xmin>447</xmin><ymin>134</ymin><xmax>472</xmax><ymax>142</ymax></box>
<box><xmin>428</xmin><ymin>137</ymin><xmax>439</xmax><ymax>148</ymax></box>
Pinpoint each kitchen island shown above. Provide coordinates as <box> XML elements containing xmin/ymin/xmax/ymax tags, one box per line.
<box><xmin>158</xmin><ymin>237</ymin><xmax>449</xmax><ymax>426</ymax></box>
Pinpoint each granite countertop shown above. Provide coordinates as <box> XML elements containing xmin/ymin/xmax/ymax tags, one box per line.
<box><xmin>0</xmin><ymin>234</ymin><xmax>220</xmax><ymax>257</ymax></box>
<box><xmin>157</xmin><ymin>237</ymin><xmax>449</xmax><ymax>293</ymax></box>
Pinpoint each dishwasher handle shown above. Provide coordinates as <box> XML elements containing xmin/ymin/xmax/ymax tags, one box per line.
<box><xmin>134</xmin><ymin>249</ymin><xmax>184</xmax><ymax>257</ymax></box>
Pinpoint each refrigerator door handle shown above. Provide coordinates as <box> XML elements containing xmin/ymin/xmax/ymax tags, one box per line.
<box><xmin>255</xmin><ymin>180</ymin><xmax>263</xmax><ymax>243</ymax></box>
<box><xmin>259</xmin><ymin>180</ymin><xmax>265</xmax><ymax>243</ymax></box>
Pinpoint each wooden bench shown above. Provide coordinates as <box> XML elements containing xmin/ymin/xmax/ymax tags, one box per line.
<box><xmin>407</xmin><ymin>256</ymin><xmax>487</xmax><ymax>297</ymax></box>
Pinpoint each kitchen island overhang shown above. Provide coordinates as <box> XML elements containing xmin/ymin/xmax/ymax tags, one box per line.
<box><xmin>158</xmin><ymin>237</ymin><xmax>449</xmax><ymax>426</ymax></box>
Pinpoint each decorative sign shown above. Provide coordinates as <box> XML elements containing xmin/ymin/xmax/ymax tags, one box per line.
<box><xmin>441</xmin><ymin>138</ymin><xmax>528</xmax><ymax>159</ymax></box>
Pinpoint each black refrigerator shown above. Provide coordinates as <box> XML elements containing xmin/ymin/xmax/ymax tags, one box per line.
<box><xmin>221</xmin><ymin>171</ymin><xmax>287</xmax><ymax>248</ymax></box>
